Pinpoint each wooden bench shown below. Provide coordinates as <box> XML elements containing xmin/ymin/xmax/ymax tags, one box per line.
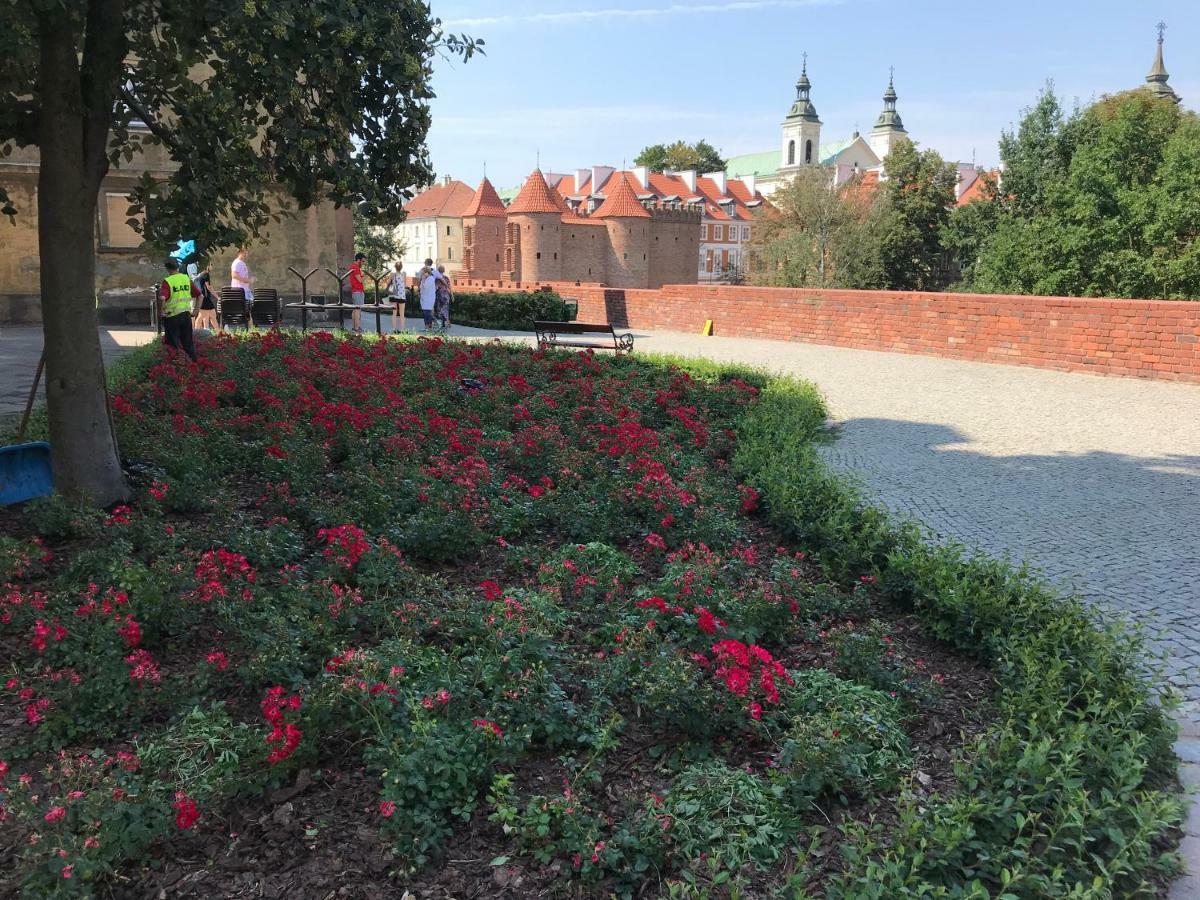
<box><xmin>534</xmin><ymin>321</ymin><xmax>634</xmax><ymax>354</ymax></box>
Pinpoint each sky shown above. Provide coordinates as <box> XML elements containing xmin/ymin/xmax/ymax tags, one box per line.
<box><xmin>422</xmin><ymin>0</ymin><xmax>1199</xmax><ymax>192</ymax></box>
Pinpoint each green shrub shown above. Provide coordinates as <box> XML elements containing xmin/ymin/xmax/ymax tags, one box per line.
<box><xmin>408</xmin><ymin>288</ymin><xmax>572</xmax><ymax>330</ymax></box>
<box><xmin>729</xmin><ymin>368</ymin><xmax>1183</xmax><ymax>897</ymax></box>
<box><xmin>773</xmin><ymin>669</ymin><xmax>910</xmax><ymax>803</ymax></box>
<box><xmin>652</xmin><ymin>760</ymin><xmax>798</xmax><ymax>880</ymax></box>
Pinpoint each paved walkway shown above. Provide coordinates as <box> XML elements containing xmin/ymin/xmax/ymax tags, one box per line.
<box><xmin>3</xmin><ymin>323</ymin><xmax>1199</xmax><ymax>894</ymax></box>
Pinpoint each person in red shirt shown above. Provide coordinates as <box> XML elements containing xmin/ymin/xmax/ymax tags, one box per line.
<box><xmin>347</xmin><ymin>252</ymin><xmax>366</xmax><ymax>334</ymax></box>
<box><xmin>158</xmin><ymin>258</ymin><xmax>201</xmax><ymax>362</ymax></box>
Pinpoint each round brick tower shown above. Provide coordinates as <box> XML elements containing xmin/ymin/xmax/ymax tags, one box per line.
<box><xmin>506</xmin><ymin>170</ymin><xmax>563</xmax><ymax>284</ymax></box>
<box><xmin>593</xmin><ymin>173</ymin><xmax>651</xmax><ymax>289</ymax></box>
<box><xmin>461</xmin><ymin>177</ymin><xmax>508</xmax><ymax>281</ymax></box>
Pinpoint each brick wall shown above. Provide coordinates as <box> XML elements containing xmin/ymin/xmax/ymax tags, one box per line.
<box><xmin>449</xmin><ymin>280</ymin><xmax>1200</xmax><ymax>383</ymax></box>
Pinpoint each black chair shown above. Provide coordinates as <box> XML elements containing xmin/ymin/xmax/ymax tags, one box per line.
<box><xmin>218</xmin><ymin>288</ymin><xmax>250</xmax><ymax>330</ymax></box>
<box><xmin>251</xmin><ymin>289</ymin><xmax>281</xmax><ymax>328</ymax></box>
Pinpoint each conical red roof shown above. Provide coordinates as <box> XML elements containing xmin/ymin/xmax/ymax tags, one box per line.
<box><xmin>592</xmin><ymin>172</ymin><xmax>652</xmax><ymax>219</ymax></box>
<box><xmin>462</xmin><ymin>177</ymin><xmax>508</xmax><ymax>218</ymax></box>
<box><xmin>507</xmin><ymin>170</ymin><xmax>562</xmax><ymax>214</ymax></box>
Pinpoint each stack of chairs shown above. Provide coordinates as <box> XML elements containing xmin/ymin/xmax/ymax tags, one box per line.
<box><xmin>217</xmin><ymin>288</ymin><xmax>250</xmax><ymax>330</ymax></box>
<box><xmin>251</xmin><ymin>289</ymin><xmax>281</xmax><ymax>328</ymax></box>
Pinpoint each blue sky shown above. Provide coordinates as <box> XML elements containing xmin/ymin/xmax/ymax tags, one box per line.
<box><xmin>423</xmin><ymin>0</ymin><xmax>1198</xmax><ymax>191</ymax></box>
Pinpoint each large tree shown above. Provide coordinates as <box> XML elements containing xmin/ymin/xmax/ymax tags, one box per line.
<box><xmin>875</xmin><ymin>139</ymin><xmax>958</xmax><ymax>291</ymax></box>
<box><xmin>634</xmin><ymin>139</ymin><xmax>726</xmax><ymax>175</ymax></box>
<box><xmin>967</xmin><ymin>89</ymin><xmax>1200</xmax><ymax>298</ymax></box>
<box><xmin>0</xmin><ymin>0</ymin><xmax>478</xmax><ymax>505</ymax></box>
<box><xmin>749</xmin><ymin>166</ymin><xmax>848</xmax><ymax>287</ymax></box>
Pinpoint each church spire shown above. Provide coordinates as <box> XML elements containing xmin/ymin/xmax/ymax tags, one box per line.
<box><xmin>868</xmin><ymin>67</ymin><xmax>908</xmax><ymax>161</ymax></box>
<box><xmin>874</xmin><ymin>67</ymin><xmax>905</xmax><ymax>130</ymax></box>
<box><xmin>785</xmin><ymin>52</ymin><xmax>820</xmax><ymax>123</ymax></box>
<box><xmin>1145</xmin><ymin>22</ymin><xmax>1180</xmax><ymax>103</ymax></box>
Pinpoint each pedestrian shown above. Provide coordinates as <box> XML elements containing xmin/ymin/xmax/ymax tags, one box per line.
<box><xmin>347</xmin><ymin>252</ymin><xmax>367</xmax><ymax>334</ymax></box>
<box><xmin>188</xmin><ymin>263</ymin><xmax>219</xmax><ymax>332</ymax></box>
<box><xmin>230</xmin><ymin>248</ymin><xmax>255</xmax><ymax>301</ymax></box>
<box><xmin>386</xmin><ymin>261</ymin><xmax>407</xmax><ymax>333</ymax></box>
<box><xmin>434</xmin><ymin>264</ymin><xmax>453</xmax><ymax>332</ymax></box>
<box><xmin>419</xmin><ymin>264</ymin><xmax>438</xmax><ymax>333</ymax></box>
<box><xmin>159</xmin><ymin>258</ymin><xmax>200</xmax><ymax>362</ymax></box>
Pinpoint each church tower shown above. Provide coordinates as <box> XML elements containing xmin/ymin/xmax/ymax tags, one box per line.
<box><xmin>869</xmin><ymin>69</ymin><xmax>908</xmax><ymax>160</ymax></box>
<box><xmin>1145</xmin><ymin>22</ymin><xmax>1180</xmax><ymax>103</ymax></box>
<box><xmin>780</xmin><ymin>54</ymin><xmax>821</xmax><ymax>173</ymax></box>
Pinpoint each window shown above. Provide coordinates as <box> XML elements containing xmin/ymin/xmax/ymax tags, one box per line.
<box><xmin>446</xmin><ymin>225</ymin><xmax>452</xmax><ymax>236</ymax></box>
<box><xmin>447</xmin><ymin>247</ymin><xmax>453</xmax><ymax>260</ymax></box>
<box><xmin>742</xmin><ymin>226</ymin><xmax>750</xmax><ymax>240</ymax></box>
<box><xmin>787</xmin><ymin>140</ymin><xmax>795</xmax><ymax>165</ymax></box>
<box><xmin>713</xmin><ymin>225</ymin><xmax>723</xmax><ymax>241</ymax></box>
<box><xmin>705</xmin><ymin>250</ymin><xmax>714</xmax><ymax>273</ymax></box>
<box><xmin>805</xmin><ymin>140</ymin><xmax>813</xmax><ymax>164</ymax></box>
<box><xmin>99</xmin><ymin>193</ymin><xmax>143</xmax><ymax>249</ymax></box>
<box><xmin>700</xmin><ymin>224</ymin><xmax>709</xmax><ymax>241</ymax></box>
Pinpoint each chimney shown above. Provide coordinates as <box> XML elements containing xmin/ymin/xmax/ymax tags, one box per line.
<box><xmin>575</xmin><ymin>168</ymin><xmax>589</xmax><ymax>193</ymax></box>
<box><xmin>591</xmin><ymin>165</ymin><xmax>615</xmax><ymax>194</ymax></box>
<box><xmin>744</xmin><ymin>174</ymin><xmax>757</xmax><ymax>195</ymax></box>
<box><xmin>631</xmin><ymin>165</ymin><xmax>650</xmax><ymax>190</ymax></box>
<box><xmin>707</xmin><ymin>171</ymin><xmax>727</xmax><ymax>194</ymax></box>
<box><xmin>443</xmin><ymin>174</ymin><xmax>451</xmax><ymax>186</ymax></box>
<box><xmin>676</xmin><ymin>169</ymin><xmax>697</xmax><ymax>192</ymax></box>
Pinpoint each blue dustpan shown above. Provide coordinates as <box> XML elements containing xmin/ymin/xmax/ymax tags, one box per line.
<box><xmin>0</xmin><ymin>441</ymin><xmax>53</xmax><ymax>505</ymax></box>
<box><xmin>1</xmin><ymin>349</ymin><xmax>54</xmax><ymax>505</ymax></box>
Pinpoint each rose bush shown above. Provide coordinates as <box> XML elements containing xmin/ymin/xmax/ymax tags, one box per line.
<box><xmin>0</xmin><ymin>333</ymin><xmax>1176</xmax><ymax>897</ymax></box>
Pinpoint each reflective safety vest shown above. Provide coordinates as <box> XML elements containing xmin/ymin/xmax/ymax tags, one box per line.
<box><xmin>163</xmin><ymin>273</ymin><xmax>193</xmax><ymax>317</ymax></box>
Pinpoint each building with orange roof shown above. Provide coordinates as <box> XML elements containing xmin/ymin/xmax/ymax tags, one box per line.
<box><xmin>458</xmin><ymin>168</ymin><xmax>701</xmax><ymax>288</ymax></box>
<box><xmin>395</xmin><ymin>176</ymin><xmax>476</xmax><ymax>275</ymax></box>
<box><xmin>525</xmin><ymin>164</ymin><xmax>766</xmax><ymax>281</ymax></box>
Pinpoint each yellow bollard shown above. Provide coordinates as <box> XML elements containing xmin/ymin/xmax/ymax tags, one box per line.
<box><xmin>702</xmin><ymin>319</ymin><xmax>714</xmax><ymax>336</ymax></box>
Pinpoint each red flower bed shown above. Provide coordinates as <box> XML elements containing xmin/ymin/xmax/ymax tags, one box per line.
<box><xmin>0</xmin><ymin>334</ymin><xmax>983</xmax><ymax>898</ymax></box>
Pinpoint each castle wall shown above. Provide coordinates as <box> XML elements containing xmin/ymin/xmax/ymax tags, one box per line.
<box><xmin>647</xmin><ymin>209</ymin><xmax>702</xmax><ymax>289</ymax></box>
<box><xmin>559</xmin><ymin>223</ymin><xmax>608</xmax><ymax>283</ymax></box>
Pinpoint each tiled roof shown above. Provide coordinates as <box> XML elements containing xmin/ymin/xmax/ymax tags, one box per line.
<box><xmin>462</xmin><ymin>178</ymin><xmax>507</xmax><ymax>218</ymax></box>
<box><xmin>403</xmin><ymin>180</ymin><xmax>476</xmax><ymax>218</ymax></box>
<box><xmin>841</xmin><ymin>170</ymin><xmax>880</xmax><ymax>211</ymax></box>
<box><xmin>957</xmin><ymin>169</ymin><xmax>997</xmax><ymax>207</ymax></box>
<box><xmin>592</xmin><ymin>173</ymin><xmax>651</xmax><ymax>219</ymax></box>
<box><xmin>507</xmin><ymin>170</ymin><xmax>562</xmax><ymax>214</ymax></box>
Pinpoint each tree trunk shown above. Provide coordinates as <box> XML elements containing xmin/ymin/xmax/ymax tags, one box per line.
<box><xmin>36</xmin><ymin>12</ymin><xmax>129</xmax><ymax>506</ymax></box>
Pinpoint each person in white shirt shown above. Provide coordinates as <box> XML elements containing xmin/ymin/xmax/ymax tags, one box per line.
<box><xmin>419</xmin><ymin>258</ymin><xmax>438</xmax><ymax>332</ymax></box>
<box><xmin>386</xmin><ymin>261</ymin><xmax>407</xmax><ymax>333</ymax></box>
<box><xmin>230</xmin><ymin>249</ymin><xmax>255</xmax><ymax>300</ymax></box>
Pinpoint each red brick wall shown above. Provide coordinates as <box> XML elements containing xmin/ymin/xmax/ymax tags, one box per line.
<box><xmin>448</xmin><ymin>280</ymin><xmax>1200</xmax><ymax>383</ymax></box>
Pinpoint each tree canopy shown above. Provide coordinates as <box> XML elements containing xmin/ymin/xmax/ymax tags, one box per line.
<box><xmin>749</xmin><ymin>139</ymin><xmax>956</xmax><ymax>291</ymax></box>
<box><xmin>949</xmin><ymin>86</ymin><xmax>1200</xmax><ymax>299</ymax></box>
<box><xmin>0</xmin><ymin>0</ymin><xmax>478</xmax><ymax>503</ymax></box>
<box><xmin>634</xmin><ymin>140</ymin><xmax>726</xmax><ymax>175</ymax></box>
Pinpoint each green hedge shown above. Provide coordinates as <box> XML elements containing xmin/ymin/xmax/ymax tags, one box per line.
<box><xmin>405</xmin><ymin>288</ymin><xmax>573</xmax><ymax>330</ymax></box>
<box><xmin>725</xmin><ymin>376</ymin><xmax>1182</xmax><ymax>897</ymax></box>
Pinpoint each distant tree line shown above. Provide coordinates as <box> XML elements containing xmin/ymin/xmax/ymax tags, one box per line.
<box><xmin>751</xmin><ymin>86</ymin><xmax>1200</xmax><ymax>300</ymax></box>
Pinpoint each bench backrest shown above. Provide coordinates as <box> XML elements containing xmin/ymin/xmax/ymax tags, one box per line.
<box><xmin>533</xmin><ymin>321</ymin><xmax>614</xmax><ymax>335</ymax></box>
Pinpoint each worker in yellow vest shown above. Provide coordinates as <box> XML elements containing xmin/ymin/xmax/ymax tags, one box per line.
<box><xmin>158</xmin><ymin>258</ymin><xmax>200</xmax><ymax>362</ymax></box>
